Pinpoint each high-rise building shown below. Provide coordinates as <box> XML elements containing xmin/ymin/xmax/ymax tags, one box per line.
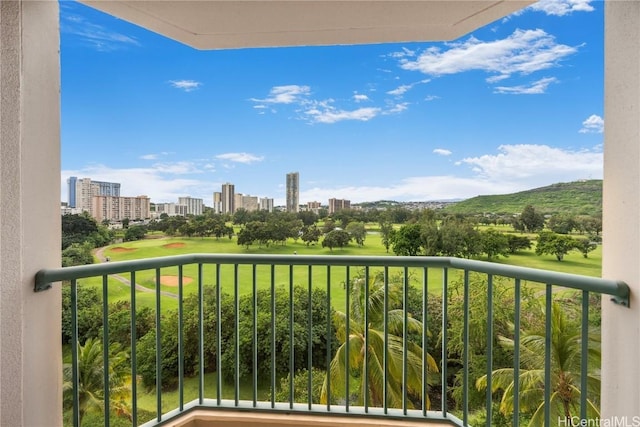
<box><xmin>260</xmin><ymin>198</ymin><xmax>274</xmax><ymax>212</ymax></box>
<box><xmin>91</xmin><ymin>195</ymin><xmax>150</xmax><ymax>222</ymax></box>
<box><xmin>329</xmin><ymin>198</ymin><xmax>351</xmax><ymax>214</ymax></box>
<box><xmin>178</xmin><ymin>196</ymin><xmax>203</xmax><ymax>216</ymax></box>
<box><xmin>213</xmin><ymin>192</ymin><xmax>222</xmax><ymax>214</ymax></box>
<box><xmin>67</xmin><ymin>177</ymin><xmax>77</xmax><ymax>208</ymax></box>
<box><xmin>155</xmin><ymin>203</ymin><xmax>188</xmax><ymax>217</ymax></box>
<box><xmin>68</xmin><ymin>177</ymin><xmax>120</xmax><ymax>211</ymax></box>
<box><xmin>286</xmin><ymin>172</ymin><xmax>299</xmax><ymax>213</ymax></box>
<box><xmin>307</xmin><ymin>201</ymin><xmax>322</xmax><ymax>214</ymax></box>
<box><xmin>221</xmin><ymin>183</ymin><xmax>235</xmax><ymax>214</ymax></box>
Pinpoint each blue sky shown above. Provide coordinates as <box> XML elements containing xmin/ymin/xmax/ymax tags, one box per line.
<box><xmin>60</xmin><ymin>0</ymin><xmax>604</xmax><ymax>207</ymax></box>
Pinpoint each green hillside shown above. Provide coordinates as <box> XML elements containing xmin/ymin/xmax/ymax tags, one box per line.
<box><xmin>445</xmin><ymin>180</ymin><xmax>602</xmax><ymax>216</ymax></box>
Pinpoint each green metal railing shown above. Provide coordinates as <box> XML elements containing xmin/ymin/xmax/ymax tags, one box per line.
<box><xmin>36</xmin><ymin>254</ymin><xmax>629</xmax><ymax>427</ymax></box>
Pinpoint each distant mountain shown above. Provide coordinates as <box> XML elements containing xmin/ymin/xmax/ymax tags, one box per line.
<box><xmin>444</xmin><ymin>180</ymin><xmax>602</xmax><ymax>216</ymax></box>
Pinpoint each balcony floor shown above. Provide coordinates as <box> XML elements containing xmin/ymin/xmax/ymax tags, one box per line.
<box><xmin>170</xmin><ymin>410</ymin><xmax>454</xmax><ymax>427</ymax></box>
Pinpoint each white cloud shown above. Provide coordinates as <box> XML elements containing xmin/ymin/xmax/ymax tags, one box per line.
<box><xmin>494</xmin><ymin>77</ymin><xmax>558</xmax><ymax>94</ymax></box>
<box><xmin>384</xmin><ymin>103</ymin><xmax>409</xmax><ymax>115</ymax></box>
<box><xmin>140</xmin><ymin>154</ymin><xmax>158</xmax><ymax>160</ymax></box>
<box><xmin>215</xmin><ymin>152</ymin><xmax>264</xmax><ymax>164</ymax></box>
<box><xmin>579</xmin><ymin>114</ymin><xmax>604</xmax><ymax>133</ymax></box>
<box><xmin>251</xmin><ymin>85</ymin><xmax>311</xmax><ymax>104</ymax></box>
<box><xmin>297</xmin><ymin>144</ymin><xmax>602</xmax><ymax>203</ymax></box>
<box><xmin>353</xmin><ymin>94</ymin><xmax>370</xmax><ymax>102</ymax></box>
<box><xmin>424</xmin><ymin>95</ymin><xmax>440</xmax><ymax>101</ymax></box>
<box><xmin>398</xmin><ymin>29</ymin><xmax>578</xmax><ymax>82</ymax></box>
<box><xmin>60</xmin><ymin>6</ymin><xmax>140</xmax><ymax>52</ymax></box>
<box><xmin>460</xmin><ymin>144</ymin><xmax>602</xmax><ymax>182</ymax></box>
<box><xmin>529</xmin><ymin>0</ymin><xmax>595</xmax><ymax>16</ymax></box>
<box><xmin>169</xmin><ymin>80</ymin><xmax>202</xmax><ymax>92</ymax></box>
<box><xmin>387</xmin><ymin>85</ymin><xmax>412</xmax><ymax>96</ymax></box>
<box><xmin>433</xmin><ymin>149</ymin><xmax>452</xmax><ymax>156</ymax></box>
<box><xmin>306</xmin><ymin>106</ymin><xmax>381</xmax><ymax>124</ymax></box>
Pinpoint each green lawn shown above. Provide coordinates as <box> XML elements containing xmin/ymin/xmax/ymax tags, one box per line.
<box><xmin>87</xmin><ymin>231</ymin><xmax>601</xmax><ymax>313</ymax></box>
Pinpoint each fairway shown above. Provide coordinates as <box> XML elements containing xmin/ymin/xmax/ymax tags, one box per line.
<box><xmin>91</xmin><ymin>232</ymin><xmax>602</xmax><ymax>313</ymax></box>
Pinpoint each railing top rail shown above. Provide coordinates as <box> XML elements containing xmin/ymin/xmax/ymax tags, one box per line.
<box><xmin>35</xmin><ymin>253</ymin><xmax>629</xmax><ymax>306</ymax></box>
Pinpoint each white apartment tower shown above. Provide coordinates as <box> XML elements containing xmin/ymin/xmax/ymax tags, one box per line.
<box><xmin>67</xmin><ymin>176</ymin><xmax>120</xmax><ymax>212</ymax></box>
<box><xmin>286</xmin><ymin>172</ymin><xmax>299</xmax><ymax>213</ymax></box>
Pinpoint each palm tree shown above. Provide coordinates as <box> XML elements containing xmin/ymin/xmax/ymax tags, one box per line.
<box><xmin>476</xmin><ymin>301</ymin><xmax>601</xmax><ymax>425</ymax></box>
<box><xmin>63</xmin><ymin>338</ymin><xmax>132</xmax><ymax>425</ymax></box>
<box><xmin>320</xmin><ymin>273</ymin><xmax>438</xmax><ymax>409</ymax></box>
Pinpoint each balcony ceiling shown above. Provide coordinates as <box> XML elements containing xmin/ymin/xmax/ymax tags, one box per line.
<box><xmin>80</xmin><ymin>0</ymin><xmax>534</xmax><ymax>50</ymax></box>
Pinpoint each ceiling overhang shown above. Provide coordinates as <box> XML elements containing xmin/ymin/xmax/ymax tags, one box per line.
<box><xmin>79</xmin><ymin>0</ymin><xmax>535</xmax><ymax>50</ymax></box>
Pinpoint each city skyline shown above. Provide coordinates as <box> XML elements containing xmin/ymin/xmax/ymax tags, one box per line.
<box><xmin>60</xmin><ymin>0</ymin><xmax>604</xmax><ymax>206</ymax></box>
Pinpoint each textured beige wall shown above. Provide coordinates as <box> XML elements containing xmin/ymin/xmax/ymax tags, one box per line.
<box><xmin>0</xmin><ymin>1</ymin><xmax>62</xmax><ymax>425</ymax></box>
<box><xmin>602</xmin><ymin>0</ymin><xmax>640</xmax><ymax>418</ymax></box>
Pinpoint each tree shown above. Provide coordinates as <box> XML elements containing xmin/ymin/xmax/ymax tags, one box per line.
<box><xmin>301</xmin><ymin>225</ymin><xmax>321</xmax><ymax>246</ymax></box>
<box><xmin>477</xmin><ymin>302</ymin><xmax>601</xmax><ymax>425</ymax></box>
<box><xmin>391</xmin><ymin>223</ymin><xmax>423</xmax><ymax>256</ymax></box>
<box><xmin>575</xmin><ymin>238</ymin><xmax>597</xmax><ymax>258</ymax></box>
<box><xmin>297</xmin><ymin>210</ymin><xmax>318</xmax><ymax>227</ymax></box>
<box><xmin>479</xmin><ymin>229</ymin><xmax>510</xmax><ymax>260</ymax></box>
<box><xmin>518</xmin><ymin>205</ymin><xmax>545</xmax><ymax>233</ymax></box>
<box><xmin>379</xmin><ymin>221</ymin><xmax>394</xmax><ymax>253</ymax></box>
<box><xmin>547</xmin><ymin>214</ymin><xmax>577</xmax><ymax>234</ymax></box>
<box><xmin>271</xmin><ymin>368</ymin><xmax>327</xmax><ymax>404</ymax></box>
<box><xmin>535</xmin><ymin>232</ymin><xmax>577</xmax><ymax>261</ymax></box>
<box><xmin>63</xmin><ymin>338</ymin><xmax>131</xmax><ymax>425</ymax></box>
<box><xmin>506</xmin><ymin>235</ymin><xmax>531</xmax><ymax>254</ymax></box>
<box><xmin>123</xmin><ymin>225</ymin><xmax>146</xmax><ymax>242</ymax></box>
<box><xmin>320</xmin><ymin>273</ymin><xmax>438</xmax><ymax>408</ymax></box>
<box><xmin>61</xmin><ymin>285</ymin><xmax>103</xmax><ymax>345</ymax></box>
<box><xmin>345</xmin><ymin>221</ymin><xmax>367</xmax><ymax>246</ymax></box>
<box><xmin>322</xmin><ymin>229</ymin><xmax>350</xmax><ymax>251</ymax></box>
<box><xmin>62</xmin><ymin>242</ymin><xmax>95</xmax><ymax>267</ymax></box>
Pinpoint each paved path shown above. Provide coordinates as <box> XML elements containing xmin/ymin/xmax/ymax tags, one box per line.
<box><xmin>94</xmin><ymin>246</ymin><xmax>179</xmax><ymax>300</ymax></box>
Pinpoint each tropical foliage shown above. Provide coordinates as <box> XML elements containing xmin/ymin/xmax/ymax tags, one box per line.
<box><xmin>63</xmin><ymin>338</ymin><xmax>132</xmax><ymax>425</ymax></box>
<box><xmin>476</xmin><ymin>301</ymin><xmax>601</xmax><ymax>425</ymax></box>
<box><xmin>321</xmin><ymin>272</ymin><xmax>438</xmax><ymax>409</ymax></box>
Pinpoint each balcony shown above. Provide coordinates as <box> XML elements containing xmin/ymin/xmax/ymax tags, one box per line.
<box><xmin>36</xmin><ymin>254</ymin><xmax>629</xmax><ymax>426</ymax></box>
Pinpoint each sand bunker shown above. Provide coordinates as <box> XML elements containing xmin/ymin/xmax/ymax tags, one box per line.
<box><xmin>159</xmin><ymin>275</ymin><xmax>193</xmax><ymax>286</ymax></box>
<box><xmin>162</xmin><ymin>242</ymin><xmax>186</xmax><ymax>249</ymax></box>
<box><xmin>110</xmin><ymin>247</ymin><xmax>137</xmax><ymax>253</ymax></box>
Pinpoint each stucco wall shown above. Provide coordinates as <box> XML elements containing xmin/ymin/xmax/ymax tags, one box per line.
<box><xmin>0</xmin><ymin>1</ymin><xmax>62</xmax><ymax>425</ymax></box>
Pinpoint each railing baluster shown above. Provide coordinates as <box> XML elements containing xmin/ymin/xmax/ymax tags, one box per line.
<box><xmin>289</xmin><ymin>264</ymin><xmax>294</xmax><ymax>409</ymax></box>
<box><xmin>198</xmin><ymin>264</ymin><xmax>204</xmax><ymax>404</ymax></box>
<box><xmin>155</xmin><ymin>268</ymin><xmax>162</xmax><ymax>421</ymax></box>
<box><xmin>234</xmin><ymin>263</ymin><xmax>240</xmax><ymax>406</ymax></box>
<box><xmin>178</xmin><ymin>265</ymin><xmax>184</xmax><ymax>411</ymax></box>
<box><xmin>270</xmin><ymin>264</ymin><xmax>276</xmax><ymax>408</ymax></box>
<box><xmin>402</xmin><ymin>266</ymin><xmax>408</xmax><ymax>415</ymax></box>
<box><xmin>513</xmin><ymin>278</ymin><xmax>521</xmax><ymax>427</ymax></box>
<box><xmin>485</xmin><ymin>274</ymin><xmax>494</xmax><ymax>426</ymax></box>
<box><xmin>130</xmin><ymin>272</ymin><xmax>138</xmax><ymax>427</ymax></box>
<box><xmin>441</xmin><ymin>268</ymin><xmax>448</xmax><ymax>418</ymax></box>
<box><xmin>307</xmin><ymin>265</ymin><xmax>313</xmax><ymax>411</ymax></box>
<box><xmin>216</xmin><ymin>264</ymin><xmax>222</xmax><ymax>406</ymax></box>
<box><xmin>345</xmin><ymin>266</ymin><xmax>350</xmax><ymax>412</ymax></box>
<box><xmin>71</xmin><ymin>279</ymin><xmax>80</xmax><ymax>427</ymax></box>
<box><xmin>253</xmin><ymin>265</ymin><xmax>258</xmax><ymax>408</ymax></box>
<box><xmin>462</xmin><ymin>270</ymin><xmax>469</xmax><ymax>426</ymax></box>
<box><xmin>364</xmin><ymin>265</ymin><xmax>370</xmax><ymax>413</ymax></box>
<box><xmin>544</xmin><ymin>284</ymin><xmax>553</xmax><ymax>427</ymax></box>
<box><xmin>102</xmin><ymin>275</ymin><xmax>110</xmax><ymax>427</ymax></box>
<box><xmin>326</xmin><ymin>265</ymin><xmax>332</xmax><ymax>411</ymax></box>
<box><xmin>422</xmin><ymin>267</ymin><xmax>428</xmax><ymax>418</ymax></box>
<box><xmin>580</xmin><ymin>290</ymin><xmax>589</xmax><ymax>420</ymax></box>
<box><xmin>383</xmin><ymin>265</ymin><xmax>388</xmax><ymax>414</ymax></box>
